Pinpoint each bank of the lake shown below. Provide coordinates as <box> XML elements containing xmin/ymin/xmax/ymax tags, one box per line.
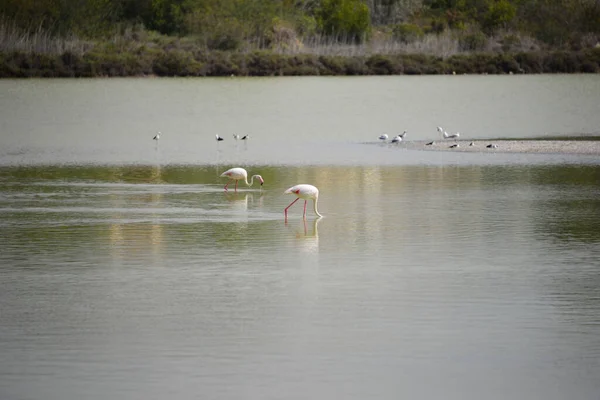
<box><xmin>2</xmin><ymin>47</ymin><xmax>600</xmax><ymax>78</ymax></box>
<box><xmin>397</xmin><ymin>138</ymin><xmax>600</xmax><ymax>155</ymax></box>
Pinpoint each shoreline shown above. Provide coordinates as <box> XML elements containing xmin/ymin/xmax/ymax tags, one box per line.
<box><xmin>394</xmin><ymin>139</ymin><xmax>600</xmax><ymax>155</ymax></box>
<box><xmin>1</xmin><ymin>48</ymin><xmax>599</xmax><ymax>78</ymax></box>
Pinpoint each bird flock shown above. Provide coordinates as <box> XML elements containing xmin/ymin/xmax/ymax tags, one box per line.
<box><xmin>152</xmin><ymin>131</ymin><xmax>322</xmax><ymax>220</ymax></box>
<box><xmin>151</xmin><ymin>125</ymin><xmax>500</xmax><ymax>221</ymax></box>
<box><xmin>378</xmin><ymin>126</ymin><xmax>498</xmax><ymax>149</ymax></box>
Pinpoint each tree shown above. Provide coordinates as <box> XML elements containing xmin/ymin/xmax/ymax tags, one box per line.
<box><xmin>483</xmin><ymin>0</ymin><xmax>516</xmax><ymax>33</ymax></box>
<box><xmin>317</xmin><ymin>0</ymin><xmax>371</xmax><ymax>42</ymax></box>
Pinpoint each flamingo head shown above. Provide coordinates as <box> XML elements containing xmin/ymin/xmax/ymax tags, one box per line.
<box><xmin>257</xmin><ymin>175</ymin><xmax>264</xmax><ymax>186</ymax></box>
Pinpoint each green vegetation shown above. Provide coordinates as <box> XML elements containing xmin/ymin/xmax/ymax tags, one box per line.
<box><xmin>1</xmin><ymin>0</ymin><xmax>599</xmax><ymax>77</ymax></box>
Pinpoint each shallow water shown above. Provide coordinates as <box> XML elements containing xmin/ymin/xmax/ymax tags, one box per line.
<box><xmin>1</xmin><ymin>76</ymin><xmax>600</xmax><ymax>400</ymax></box>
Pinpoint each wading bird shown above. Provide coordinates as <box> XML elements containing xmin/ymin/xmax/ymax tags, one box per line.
<box><xmin>241</xmin><ymin>135</ymin><xmax>249</xmax><ymax>140</ymax></box>
<box><xmin>391</xmin><ymin>135</ymin><xmax>403</xmax><ymax>143</ymax></box>
<box><xmin>378</xmin><ymin>134</ymin><xmax>388</xmax><ymax>141</ymax></box>
<box><xmin>398</xmin><ymin>130</ymin><xmax>407</xmax><ymax>139</ymax></box>
<box><xmin>220</xmin><ymin>167</ymin><xmax>264</xmax><ymax>192</ymax></box>
<box><xmin>233</xmin><ymin>134</ymin><xmax>240</xmax><ymax>140</ymax></box>
<box><xmin>153</xmin><ymin>132</ymin><xmax>160</xmax><ymax>140</ymax></box>
<box><xmin>449</xmin><ymin>143</ymin><xmax>460</xmax><ymax>148</ymax></box>
<box><xmin>426</xmin><ymin>141</ymin><xmax>435</xmax><ymax>146</ymax></box>
<box><xmin>284</xmin><ymin>184</ymin><xmax>323</xmax><ymax>220</ymax></box>
<box><xmin>486</xmin><ymin>143</ymin><xmax>498</xmax><ymax>149</ymax></box>
<box><xmin>216</xmin><ymin>134</ymin><xmax>224</xmax><ymax>141</ymax></box>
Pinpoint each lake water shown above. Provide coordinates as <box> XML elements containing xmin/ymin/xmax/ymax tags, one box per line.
<box><xmin>1</xmin><ymin>76</ymin><xmax>600</xmax><ymax>400</ymax></box>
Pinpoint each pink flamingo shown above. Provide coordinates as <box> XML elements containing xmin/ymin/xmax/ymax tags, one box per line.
<box><xmin>284</xmin><ymin>184</ymin><xmax>323</xmax><ymax>219</ymax></box>
<box><xmin>220</xmin><ymin>167</ymin><xmax>264</xmax><ymax>192</ymax></box>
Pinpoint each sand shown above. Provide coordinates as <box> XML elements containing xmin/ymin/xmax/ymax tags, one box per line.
<box><xmin>398</xmin><ymin>139</ymin><xmax>600</xmax><ymax>155</ymax></box>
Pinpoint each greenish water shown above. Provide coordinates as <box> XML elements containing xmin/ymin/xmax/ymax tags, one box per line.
<box><xmin>1</xmin><ymin>76</ymin><xmax>600</xmax><ymax>400</ymax></box>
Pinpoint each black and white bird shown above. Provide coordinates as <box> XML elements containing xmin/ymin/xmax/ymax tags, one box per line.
<box><xmin>153</xmin><ymin>132</ymin><xmax>160</xmax><ymax>141</ymax></box>
<box><xmin>233</xmin><ymin>134</ymin><xmax>240</xmax><ymax>140</ymax></box>
<box><xmin>426</xmin><ymin>141</ymin><xmax>435</xmax><ymax>146</ymax></box>
<box><xmin>398</xmin><ymin>130</ymin><xmax>407</xmax><ymax>139</ymax></box>
<box><xmin>241</xmin><ymin>135</ymin><xmax>249</xmax><ymax>140</ymax></box>
<box><xmin>216</xmin><ymin>134</ymin><xmax>224</xmax><ymax>142</ymax></box>
<box><xmin>391</xmin><ymin>135</ymin><xmax>403</xmax><ymax>143</ymax></box>
<box><xmin>449</xmin><ymin>143</ymin><xmax>460</xmax><ymax>148</ymax></box>
<box><xmin>486</xmin><ymin>143</ymin><xmax>498</xmax><ymax>149</ymax></box>
<box><xmin>469</xmin><ymin>142</ymin><xmax>475</xmax><ymax>146</ymax></box>
<box><xmin>378</xmin><ymin>134</ymin><xmax>388</xmax><ymax>141</ymax></box>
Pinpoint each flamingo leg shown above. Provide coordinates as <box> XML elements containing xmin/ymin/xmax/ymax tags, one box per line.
<box><xmin>303</xmin><ymin>200</ymin><xmax>307</xmax><ymax>219</ymax></box>
<box><xmin>224</xmin><ymin>181</ymin><xmax>230</xmax><ymax>191</ymax></box>
<box><xmin>235</xmin><ymin>180</ymin><xmax>238</xmax><ymax>192</ymax></box>
<box><xmin>285</xmin><ymin>198</ymin><xmax>300</xmax><ymax>218</ymax></box>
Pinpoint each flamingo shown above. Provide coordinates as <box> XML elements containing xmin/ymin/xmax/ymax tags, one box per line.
<box><xmin>378</xmin><ymin>134</ymin><xmax>388</xmax><ymax>141</ymax></box>
<box><xmin>153</xmin><ymin>132</ymin><xmax>160</xmax><ymax>140</ymax></box>
<box><xmin>284</xmin><ymin>184</ymin><xmax>323</xmax><ymax>219</ymax></box>
<box><xmin>216</xmin><ymin>134</ymin><xmax>224</xmax><ymax>141</ymax></box>
<box><xmin>220</xmin><ymin>167</ymin><xmax>264</xmax><ymax>192</ymax></box>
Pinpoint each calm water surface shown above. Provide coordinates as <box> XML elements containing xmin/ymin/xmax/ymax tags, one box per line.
<box><xmin>1</xmin><ymin>76</ymin><xmax>600</xmax><ymax>400</ymax></box>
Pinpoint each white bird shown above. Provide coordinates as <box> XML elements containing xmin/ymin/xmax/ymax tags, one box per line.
<box><xmin>241</xmin><ymin>135</ymin><xmax>249</xmax><ymax>140</ymax></box>
<box><xmin>449</xmin><ymin>143</ymin><xmax>460</xmax><ymax>148</ymax></box>
<box><xmin>216</xmin><ymin>134</ymin><xmax>224</xmax><ymax>141</ymax></box>
<box><xmin>486</xmin><ymin>143</ymin><xmax>498</xmax><ymax>149</ymax></box>
<box><xmin>233</xmin><ymin>134</ymin><xmax>240</xmax><ymax>140</ymax></box>
<box><xmin>426</xmin><ymin>141</ymin><xmax>435</xmax><ymax>146</ymax></box>
<box><xmin>220</xmin><ymin>167</ymin><xmax>263</xmax><ymax>192</ymax></box>
<box><xmin>284</xmin><ymin>184</ymin><xmax>322</xmax><ymax>220</ymax></box>
<box><xmin>443</xmin><ymin>131</ymin><xmax>460</xmax><ymax>139</ymax></box>
<box><xmin>378</xmin><ymin>134</ymin><xmax>388</xmax><ymax>141</ymax></box>
<box><xmin>399</xmin><ymin>130</ymin><xmax>407</xmax><ymax>139</ymax></box>
<box><xmin>391</xmin><ymin>135</ymin><xmax>403</xmax><ymax>143</ymax></box>
<box><xmin>153</xmin><ymin>132</ymin><xmax>160</xmax><ymax>140</ymax></box>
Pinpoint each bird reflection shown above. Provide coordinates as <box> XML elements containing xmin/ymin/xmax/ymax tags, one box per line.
<box><xmin>287</xmin><ymin>218</ymin><xmax>320</xmax><ymax>253</ymax></box>
<box><xmin>224</xmin><ymin>192</ymin><xmax>251</xmax><ymax>212</ymax></box>
<box><xmin>286</xmin><ymin>217</ymin><xmax>320</xmax><ymax>238</ymax></box>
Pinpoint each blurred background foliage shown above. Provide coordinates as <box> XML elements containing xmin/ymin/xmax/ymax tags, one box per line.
<box><xmin>1</xmin><ymin>0</ymin><xmax>599</xmax><ymax>50</ymax></box>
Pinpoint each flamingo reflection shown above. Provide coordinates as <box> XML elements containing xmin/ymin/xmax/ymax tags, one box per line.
<box><xmin>286</xmin><ymin>218</ymin><xmax>321</xmax><ymax>253</ymax></box>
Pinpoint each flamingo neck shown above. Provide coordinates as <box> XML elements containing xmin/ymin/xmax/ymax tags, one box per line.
<box><xmin>245</xmin><ymin>175</ymin><xmax>258</xmax><ymax>186</ymax></box>
<box><xmin>313</xmin><ymin>197</ymin><xmax>323</xmax><ymax>217</ymax></box>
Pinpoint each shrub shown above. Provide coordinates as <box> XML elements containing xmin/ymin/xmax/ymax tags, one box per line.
<box><xmin>153</xmin><ymin>50</ymin><xmax>201</xmax><ymax>76</ymax></box>
<box><xmin>459</xmin><ymin>31</ymin><xmax>488</xmax><ymax>52</ymax></box>
<box><xmin>366</xmin><ymin>54</ymin><xmax>402</xmax><ymax>74</ymax></box>
<box><xmin>543</xmin><ymin>51</ymin><xmax>581</xmax><ymax>73</ymax></box>
<box><xmin>514</xmin><ymin>52</ymin><xmax>543</xmax><ymax>73</ymax></box>
<box><xmin>392</xmin><ymin>23</ymin><xmax>424</xmax><ymax>44</ymax></box>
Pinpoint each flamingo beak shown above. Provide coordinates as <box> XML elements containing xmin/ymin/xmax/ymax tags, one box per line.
<box><xmin>259</xmin><ymin>178</ymin><xmax>264</xmax><ymax>186</ymax></box>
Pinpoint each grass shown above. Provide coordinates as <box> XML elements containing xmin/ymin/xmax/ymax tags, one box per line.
<box><xmin>1</xmin><ymin>19</ymin><xmax>599</xmax><ymax>78</ymax></box>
